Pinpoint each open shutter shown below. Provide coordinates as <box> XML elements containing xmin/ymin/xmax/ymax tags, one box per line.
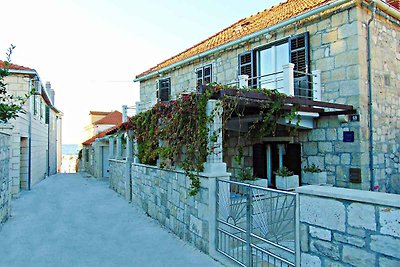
<box><xmin>239</xmin><ymin>51</ymin><xmax>256</xmax><ymax>88</ymax></box>
<box><xmin>253</xmin><ymin>143</ymin><xmax>266</xmax><ymax>178</ymax></box>
<box><xmin>290</xmin><ymin>32</ymin><xmax>310</xmax><ymax>98</ymax></box>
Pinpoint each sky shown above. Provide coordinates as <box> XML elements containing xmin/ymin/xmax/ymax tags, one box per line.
<box><xmin>1</xmin><ymin>0</ymin><xmax>282</xmax><ymax>144</ymax></box>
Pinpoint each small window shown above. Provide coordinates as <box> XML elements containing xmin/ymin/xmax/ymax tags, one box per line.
<box><xmin>238</xmin><ymin>52</ymin><xmax>256</xmax><ymax>87</ymax></box>
<box><xmin>158</xmin><ymin>78</ymin><xmax>171</xmax><ymax>102</ymax></box>
<box><xmin>45</xmin><ymin>105</ymin><xmax>50</xmax><ymax>124</ymax></box>
<box><xmin>196</xmin><ymin>64</ymin><xmax>212</xmax><ymax>88</ymax></box>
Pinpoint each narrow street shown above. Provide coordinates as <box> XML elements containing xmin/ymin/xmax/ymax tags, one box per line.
<box><xmin>0</xmin><ymin>173</ymin><xmax>223</xmax><ymax>267</ymax></box>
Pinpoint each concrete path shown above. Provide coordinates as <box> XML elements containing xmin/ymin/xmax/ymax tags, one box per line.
<box><xmin>0</xmin><ymin>173</ymin><xmax>223</xmax><ymax>267</ymax></box>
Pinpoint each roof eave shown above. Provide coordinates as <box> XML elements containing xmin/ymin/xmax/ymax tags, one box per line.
<box><xmin>134</xmin><ymin>0</ymin><xmax>357</xmax><ymax>83</ymax></box>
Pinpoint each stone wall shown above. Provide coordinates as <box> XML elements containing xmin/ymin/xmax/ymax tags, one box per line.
<box><xmin>359</xmin><ymin>7</ymin><xmax>400</xmax><ymax>193</ymax></box>
<box><xmin>109</xmin><ymin>159</ymin><xmax>127</xmax><ymax>197</ymax></box>
<box><xmin>0</xmin><ymin>127</ymin><xmax>12</xmax><ymax>224</ymax></box>
<box><xmin>131</xmin><ymin>163</ymin><xmax>214</xmax><ymax>253</ymax></box>
<box><xmin>298</xmin><ymin>185</ymin><xmax>400</xmax><ymax>267</ymax></box>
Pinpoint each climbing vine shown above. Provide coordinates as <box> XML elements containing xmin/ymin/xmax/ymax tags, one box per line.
<box><xmin>120</xmin><ymin>83</ymin><xmax>300</xmax><ymax>196</ymax></box>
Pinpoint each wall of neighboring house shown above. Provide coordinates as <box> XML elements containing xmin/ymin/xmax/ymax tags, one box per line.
<box><xmin>6</xmin><ymin>74</ymin><xmax>53</xmax><ymax>194</ymax></box>
<box><xmin>0</xmin><ymin>126</ymin><xmax>12</xmax><ymax>223</ymax></box>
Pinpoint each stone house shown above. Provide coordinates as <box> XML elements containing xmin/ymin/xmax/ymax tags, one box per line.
<box><xmin>0</xmin><ymin>61</ymin><xmax>62</xmax><ymax>196</ymax></box>
<box><xmin>83</xmin><ymin>110</ymin><xmax>122</xmax><ymax>141</ymax></box>
<box><xmin>134</xmin><ymin>0</ymin><xmax>400</xmax><ymax>193</ymax></box>
<box><xmin>81</xmin><ymin>124</ymin><xmax>120</xmax><ymax>178</ymax></box>
<box><xmin>81</xmin><ymin>110</ymin><xmax>124</xmax><ymax>178</ymax></box>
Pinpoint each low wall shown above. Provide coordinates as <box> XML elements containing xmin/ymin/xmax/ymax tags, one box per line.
<box><xmin>0</xmin><ymin>128</ymin><xmax>11</xmax><ymax>224</ymax></box>
<box><xmin>109</xmin><ymin>159</ymin><xmax>127</xmax><ymax>197</ymax></box>
<box><xmin>131</xmin><ymin>163</ymin><xmax>224</xmax><ymax>254</ymax></box>
<box><xmin>297</xmin><ymin>185</ymin><xmax>400</xmax><ymax>267</ymax></box>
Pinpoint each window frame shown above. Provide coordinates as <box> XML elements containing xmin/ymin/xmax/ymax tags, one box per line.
<box><xmin>157</xmin><ymin>77</ymin><xmax>171</xmax><ymax>102</ymax></box>
<box><xmin>196</xmin><ymin>64</ymin><xmax>212</xmax><ymax>88</ymax></box>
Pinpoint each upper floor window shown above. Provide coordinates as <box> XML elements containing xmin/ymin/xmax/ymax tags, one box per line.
<box><xmin>158</xmin><ymin>78</ymin><xmax>170</xmax><ymax>102</ymax></box>
<box><xmin>196</xmin><ymin>64</ymin><xmax>212</xmax><ymax>88</ymax></box>
<box><xmin>238</xmin><ymin>33</ymin><xmax>309</xmax><ymax>97</ymax></box>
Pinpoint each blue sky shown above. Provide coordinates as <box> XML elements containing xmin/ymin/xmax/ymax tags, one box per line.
<box><xmin>1</xmin><ymin>0</ymin><xmax>282</xmax><ymax>144</ymax></box>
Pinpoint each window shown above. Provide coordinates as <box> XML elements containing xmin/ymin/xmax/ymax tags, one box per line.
<box><xmin>158</xmin><ymin>78</ymin><xmax>170</xmax><ymax>102</ymax></box>
<box><xmin>239</xmin><ymin>33</ymin><xmax>309</xmax><ymax>95</ymax></box>
<box><xmin>45</xmin><ymin>105</ymin><xmax>50</xmax><ymax>124</ymax></box>
<box><xmin>196</xmin><ymin>64</ymin><xmax>212</xmax><ymax>88</ymax></box>
<box><xmin>238</xmin><ymin>52</ymin><xmax>256</xmax><ymax>88</ymax></box>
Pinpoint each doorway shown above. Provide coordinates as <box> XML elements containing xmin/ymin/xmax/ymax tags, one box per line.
<box><xmin>253</xmin><ymin>142</ymin><xmax>301</xmax><ymax>188</ymax></box>
<box><xmin>101</xmin><ymin>146</ymin><xmax>110</xmax><ymax>178</ymax></box>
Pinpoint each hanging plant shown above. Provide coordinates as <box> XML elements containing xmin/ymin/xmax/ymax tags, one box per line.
<box><xmin>119</xmin><ymin>83</ymin><xmax>300</xmax><ymax>196</ymax></box>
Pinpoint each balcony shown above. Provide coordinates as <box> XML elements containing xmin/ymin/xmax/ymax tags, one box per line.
<box><xmin>227</xmin><ymin>63</ymin><xmax>321</xmax><ymax>101</ymax></box>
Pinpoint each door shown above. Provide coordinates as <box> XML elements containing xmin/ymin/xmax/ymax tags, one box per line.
<box><xmin>102</xmin><ymin>146</ymin><xmax>110</xmax><ymax>178</ymax></box>
<box><xmin>258</xmin><ymin>42</ymin><xmax>289</xmax><ymax>89</ymax></box>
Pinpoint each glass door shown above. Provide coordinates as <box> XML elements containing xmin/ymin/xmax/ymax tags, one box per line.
<box><xmin>258</xmin><ymin>42</ymin><xmax>289</xmax><ymax>90</ymax></box>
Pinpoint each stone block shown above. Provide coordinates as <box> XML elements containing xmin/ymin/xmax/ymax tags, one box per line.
<box><xmin>379</xmin><ymin>256</ymin><xmax>400</xmax><ymax>267</ymax></box>
<box><xmin>379</xmin><ymin>207</ymin><xmax>400</xmax><ymax>238</ymax></box>
<box><xmin>300</xmin><ymin>195</ymin><xmax>345</xmax><ymax>231</ymax></box>
<box><xmin>309</xmin><ymin>226</ymin><xmax>331</xmax><ymax>241</ymax></box>
<box><xmin>325</xmin><ymin>154</ymin><xmax>340</xmax><ymax>165</ymax></box>
<box><xmin>304</xmin><ymin>142</ymin><xmax>318</xmax><ymax>156</ymax></box>
<box><xmin>342</xmin><ymin>245</ymin><xmax>376</xmax><ymax>267</ymax></box>
<box><xmin>189</xmin><ymin>215</ymin><xmax>203</xmax><ymax>237</ymax></box>
<box><xmin>331</xmin><ymin>67</ymin><xmax>346</xmax><ymax>81</ymax></box>
<box><xmin>338</xmin><ymin>22</ymin><xmax>358</xmax><ymax>39</ymax></box>
<box><xmin>332</xmin><ymin>11</ymin><xmax>348</xmax><ymax>27</ymax></box>
<box><xmin>326</xmin><ymin>129</ymin><xmax>337</xmax><ymax>141</ymax></box>
<box><xmin>335</xmin><ymin>51</ymin><xmax>358</xmax><ymax>68</ymax></box>
<box><xmin>318</xmin><ymin>142</ymin><xmax>333</xmax><ymax>153</ymax></box>
<box><xmin>346</xmin><ymin>226</ymin><xmax>366</xmax><ymax>238</ymax></box>
<box><xmin>370</xmin><ymin>235</ymin><xmax>400</xmax><ymax>258</ymax></box>
<box><xmin>300</xmin><ymin>223</ymin><xmax>309</xmax><ymax>252</ymax></box>
<box><xmin>316</xmin><ymin>57</ymin><xmax>334</xmax><ymax>71</ymax></box>
<box><xmin>322</xmin><ymin>30</ymin><xmax>338</xmax><ymax>44</ymax></box>
<box><xmin>310</xmin><ymin>239</ymin><xmax>340</xmax><ymax>260</ymax></box>
<box><xmin>347</xmin><ymin>203</ymin><xmax>376</xmax><ymax>231</ymax></box>
<box><xmin>333</xmin><ymin>233</ymin><xmax>365</xmax><ymax>247</ymax></box>
<box><xmin>301</xmin><ymin>253</ymin><xmax>321</xmax><ymax>267</ymax></box>
<box><xmin>340</xmin><ymin>154</ymin><xmax>351</xmax><ymax>165</ymax></box>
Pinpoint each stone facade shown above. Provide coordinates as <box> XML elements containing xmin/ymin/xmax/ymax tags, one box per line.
<box><xmin>130</xmin><ymin>163</ymin><xmax>212</xmax><ymax>253</ymax></box>
<box><xmin>298</xmin><ymin>185</ymin><xmax>400</xmax><ymax>266</ymax></box>
<box><xmin>137</xmin><ymin>4</ymin><xmax>399</xmax><ymax>193</ymax></box>
<box><xmin>0</xmin><ymin>127</ymin><xmax>12</xmax><ymax>224</ymax></box>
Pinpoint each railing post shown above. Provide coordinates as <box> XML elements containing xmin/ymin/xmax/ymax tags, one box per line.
<box><xmin>246</xmin><ymin>185</ymin><xmax>253</xmax><ymax>267</ymax></box>
<box><xmin>295</xmin><ymin>193</ymin><xmax>301</xmax><ymax>267</ymax></box>
<box><xmin>312</xmin><ymin>70</ymin><xmax>322</xmax><ymax>101</ymax></box>
<box><xmin>283</xmin><ymin>63</ymin><xmax>295</xmax><ymax>96</ymax></box>
<box><xmin>204</xmin><ymin>99</ymin><xmax>227</xmax><ymax>174</ymax></box>
<box><xmin>238</xmin><ymin>74</ymin><xmax>249</xmax><ymax>88</ymax></box>
<box><xmin>116</xmin><ymin>134</ymin><xmax>123</xmax><ymax>160</ymax></box>
<box><xmin>108</xmin><ymin>137</ymin><xmax>115</xmax><ymax>160</ymax></box>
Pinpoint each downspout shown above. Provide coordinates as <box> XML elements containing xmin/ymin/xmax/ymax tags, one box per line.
<box><xmin>47</xmin><ymin>109</ymin><xmax>50</xmax><ymax>177</ymax></box>
<box><xmin>367</xmin><ymin>3</ymin><xmax>376</xmax><ymax>191</ymax></box>
<box><xmin>28</xmin><ymin>79</ymin><xmax>33</xmax><ymax>190</ymax></box>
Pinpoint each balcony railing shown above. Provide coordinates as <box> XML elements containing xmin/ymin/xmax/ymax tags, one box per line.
<box><xmin>227</xmin><ymin>63</ymin><xmax>321</xmax><ymax>101</ymax></box>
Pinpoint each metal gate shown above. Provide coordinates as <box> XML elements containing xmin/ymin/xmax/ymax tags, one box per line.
<box><xmin>216</xmin><ymin>179</ymin><xmax>299</xmax><ymax>266</ymax></box>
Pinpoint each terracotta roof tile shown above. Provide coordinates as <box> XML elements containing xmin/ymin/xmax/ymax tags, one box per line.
<box><xmin>82</xmin><ymin>125</ymin><xmax>120</xmax><ymax>146</ymax></box>
<box><xmin>136</xmin><ymin>0</ymin><xmax>334</xmax><ymax>79</ymax></box>
<box><xmin>93</xmin><ymin>111</ymin><xmax>122</xmax><ymax>125</ymax></box>
<box><xmin>0</xmin><ymin>60</ymin><xmax>35</xmax><ymax>71</ymax></box>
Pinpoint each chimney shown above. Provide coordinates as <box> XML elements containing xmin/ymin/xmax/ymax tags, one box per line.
<box><xmin>45</xmin><ymin>81</ymin><xmax>55</xmax><ymax>104</ymax></box>
<box><xmin>387</xmin><ymin>0</ymin><xmax>400</xmax><ymax>10</ymax></box>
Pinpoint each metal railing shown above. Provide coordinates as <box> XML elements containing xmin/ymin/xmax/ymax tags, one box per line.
<box><xmin>216</xmin><ymin>179</ymin><xmax>297</xmax><ymax>267</ymax></box>
<box><xmin>226</xmin><ymin>68</ymin><xmax>320</xmax><ymax>101</ymax></box>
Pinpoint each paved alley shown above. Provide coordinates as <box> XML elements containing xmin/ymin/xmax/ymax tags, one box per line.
<box><xmin>0</xmin><ymin>173</ymin><xmax>223</xmax><ymax>267</ymax></box>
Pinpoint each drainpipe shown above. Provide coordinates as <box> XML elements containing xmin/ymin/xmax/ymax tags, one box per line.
<box><xmin>28</xmin><ymin>79</ymin><xmax>34</xmax><ymax>190</ymax></box>
<box><xmin>367</xmin><ymin>3</ymin><xmax>376</xmax><ymax>191</ymax></box>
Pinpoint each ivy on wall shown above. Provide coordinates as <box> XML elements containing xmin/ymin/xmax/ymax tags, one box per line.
<box><xmin>120</xmin><ymin>84</ymin><xmax>299</xmax><ymax>196</ymax></box>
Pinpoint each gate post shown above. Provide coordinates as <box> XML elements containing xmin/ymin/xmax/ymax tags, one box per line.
<box><xmin>246</xmin><ymin>186</ymin><xmax>253</xmax><ymax>266</ymax></box>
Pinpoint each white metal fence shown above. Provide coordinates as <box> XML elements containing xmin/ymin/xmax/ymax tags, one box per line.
<box><xmin>216</xmin><ymin>179</ymin><xmax>298</xmax><ymax>266</ymax></box>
